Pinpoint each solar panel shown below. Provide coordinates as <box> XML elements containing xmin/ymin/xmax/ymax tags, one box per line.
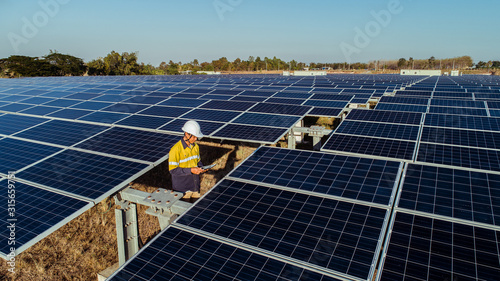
<box><xmin>249</xmin><ymin>103</ymin><xmax>311</xmax><ymax>116</ymax></box>
<box><xmin>264</xmin><ymin>97</ymin><xmax>305</xmax><ymax>105</ymax></box>
<box><xmin>417</xmin><ymin>143</ymin><xmax>500</xmax><ymax>172</ymax></box>
<box><xmin>0</xmin><ymin>114</ymin><xmax>48</xmax><ymax>135</ymax></box>
<box><xmin>378</xmin><ymin>96</ymin><xmax>429</xmax><ymax>105</ymax></box>
<box><xmin>335</xmin><ymin>120</ymin><xmax>420</xmax><ymax>141</ymax></box>
<box><xmin>75</xmin><ymin>127</ymin><xmax>178</xmax><ymax>162</ymax></box>
<box><xmin>0</xmin><ymin>138</ymin><xmax>61</xmax><ymax>174</ymax></box>
<box><xmin>200</xmin><ymin>100</ymin><xmax>255</xmax><ymax>111</ymax></box>
<box><xmin>19</xmin><ymin>105</ymin><xmax>63</xmax><ymax>116</ymax></box>
<box><xmin>108</xmin><ymin>227</ymin><xmax>341</xmax><ymax>281</ymax></box>
<box><xmin>47</xmin><ymin>108</ymin><xmax>92</xmax><ymax>119</ymax></box>
<box><xmin>303</xmin><ymin>100</ymin><xmax>349</xmax><ymax>108</ymax></box>
<box><xmin>42</xmin><ymin>99</ymin><xmax>82</xmax><ymax>107</ymax></box>
<box><xmin>398</xmin><ymin>164</ymin><xmax>500</xmax><ymax>226</ymax></box>
<box><xmin>102</xmin><ymin>103</ymin><xmax>150</xmax><ymax>114</ymax></box>
<box><xmin>273</xmin><ymin>92</ymin><xmax>312</xmax><ymax>99</ymax></box>
<box><xmin>181</xmin><ymin>108</ymin><xmax>241</xmax><ymax>122</ymax></box>
<box><xmin>230</xmin><ymin>146</ymin><xmax>401</xmax><ymax>205</ymax></box>
<box><xmin>0</xmin><ymin>103</ymin><xmax>34</xmax><ymax>112</ymax></box>
<box><xmin>63</xmin><ymin>92</ymin><xmax>101</xmax><ymax>100</ymax></box>
<box><xmin>90</xmin><ymin>94</ymin><xmax>130</xmax><ymax>102</ymax></box>
<box><xmin>122</xmin><ymin>96</ymin><xmax>167</xmax><ymax>105</ymax></box>
<box><xmin>0</xmin><ymin>180</ymin><xmax>91</xmax><ymax>259</ymax></box>
<box><xmin>157</xmin><ymin>98</ymin><xmax>206</xmax><ymax>108</ymax></box>
<box><xmin>231</xmin><ymin>112</ymin><xmax>300</xmax><ymax>128</ymax></box>
<box><xmin>115</xmin><ymin>115</ymin><xmax>174</xmax><ymax>129</ymax></box>
<box><xmin>491</xmin><ymin>109</ymin><xmax>500</xmax><ymax>117</ymax></box>
<box><xmin>428</xmin><ymin>106</ymin><xmax>488</xmax><ymax>116</ymax></box>
<box><xmin>346</xmin><ymin>109</ymin><xmax>423</xmax><ymax>125</ymax></box>
<box><xmin>177</xmin><ymin>179</ymin><xmax>389</xmax><ymax>280</ymax></box>
<box><xmin>78</xmin><ymin>111</ymin><xmax>130</xmax><ymax>124</ymax></box>
<box><xmin>375</xmin><ymin>103</ymin><xmax>428</xmax><ymax>113</ymax></box>
<box><xmin>17</xmin><ymin>150</ymin><xmax>149</xmax><ymax>201</ymax></box>
<box><xmin>424</xmin><ymin>113</ymin><xmax>500</xmax><ymax>131</ymax></box>
<box><xmin>310</xmin><ymin>94</ymin><xmax>353</xmax><ymax>101</ymax></box>
<box><xmin>322</xmin><ymin>134</ymin><xmax>417</xmax><ymax>160</ymax></box>
<box><xmin>69</xmin><ymin>101</ymin><xmax>114</xmax><ymax>110</ymax></box>
<box><xmin>238</xmin><ymin>90</ymin><xmax>277</xmax><ymax>97</ymax></box>
<box><xmin>14</xmin><ymin>119</ymin><xmax>108</xmax><ymax>146</ymax></box>
<box><xmin>420</xmin><ymin>127</ymin><xmax>500</xmax><ymax>149</ymax></box>
<box><xmin>379</xmin><ymin>212</ymin><xmax>500</xmax><ymax>281</ymax></box>
<box><xmin>212</xmin><ymin>124</ymin><xmax>287</xmax><ymax>143</ymax></box>
<box><xmin>138</xmin><ymin>105</ymin><xmax>192</xmax><ymax>118</ymax></box>
<box><xmin>307</xmin><ymin>107</ymin><xmax>343</xmax><ymax>117</ymax></box>
<box><xmin>20</xmin><ymin>96</ymin><xmax>55</xmax><ymax>105</ymax></box>
<box><xmin>229</xmin><ymin>95</ymin><xmax>267</xmax><ymax>102</ymax></box>
<box><xmin>431</xmin><ymin>99</ymin><xmax>486</xmax><ymax>108</ymax></box>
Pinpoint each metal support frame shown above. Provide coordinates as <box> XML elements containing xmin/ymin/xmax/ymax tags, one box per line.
<box><xmin>114</xmin><ymin>202</ymin><xmax>139</xmax><ymax>266</ymax></box>
<box><xmin>113</xmin><ymin>186</ymin><xmax>193</xmax><ymax>265</ymax></box>
<box><xmin>288</xmin><ymin>126</ymin><xmax>333</xmax><ymax>151</ymax></box>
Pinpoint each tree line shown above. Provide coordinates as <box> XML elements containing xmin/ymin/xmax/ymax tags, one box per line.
<box><xmin>0</xmin><ymin>51</ymin><xmax>497</xmax><ymax>78</ymax></box>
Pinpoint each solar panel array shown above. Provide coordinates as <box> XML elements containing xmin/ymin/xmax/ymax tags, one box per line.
<box><xmin>0</xmin><ymin>74</ymin><xmax>418</xmax><ymax>259</ymax></box>
<box><xmin>3</xmin><ymin>74</ymin><xmax>500</xmax><ymax>280</ymax></box>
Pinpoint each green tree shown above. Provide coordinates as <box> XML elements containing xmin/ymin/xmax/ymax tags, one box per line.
<box><xmin>44</xmin><ymin>51</ymin><xmax>86</xmax><ymax>76</ymax></box>
<box><xmin>397</xmin><ymin>58</ymin><xmax>407</xmax><ymax>69</ymax></box>
<box><xmin>428</xmin><ymin>56</ymin><xmax>436</xmax><ymax>69</ymax></box>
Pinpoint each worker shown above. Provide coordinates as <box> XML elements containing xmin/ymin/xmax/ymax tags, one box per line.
<box><xmin>168</xmin><ymin>120</ymin><xmax>206</xmax><ymax>201</ymax></box>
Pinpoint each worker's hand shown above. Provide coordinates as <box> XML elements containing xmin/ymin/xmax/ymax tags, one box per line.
<box><xmin>191</xmin><ymin>167</ymin><xmax>205</xmax><ymax>175</ymax></box>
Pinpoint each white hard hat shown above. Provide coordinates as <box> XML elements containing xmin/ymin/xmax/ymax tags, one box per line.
<box><xmin>182</xmin><ymin>120</ymin><xmax>204</xmax><ymax>139</ymax></box>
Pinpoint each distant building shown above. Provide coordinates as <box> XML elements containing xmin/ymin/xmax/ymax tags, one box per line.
<box><xmin>400</xmin><ymin>69</ymin><xmax>442</xmax><ymax>76</ymax></box>
<box><xmin>196</xmin><ymin>71</ymin><xmax>221</xmax><ymax>75</ymax></box>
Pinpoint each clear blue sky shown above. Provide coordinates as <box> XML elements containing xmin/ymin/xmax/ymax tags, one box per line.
<box><xmin>1</xmin><ymin>0</ymin><xmax>499</xmax><ymax>66</ymax></box>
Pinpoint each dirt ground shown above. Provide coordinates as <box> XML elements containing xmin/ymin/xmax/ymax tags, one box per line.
<box><xmin>0</xmin><ymin>140</ymin><xmax>257</xmax><ymax>281</ymax></box>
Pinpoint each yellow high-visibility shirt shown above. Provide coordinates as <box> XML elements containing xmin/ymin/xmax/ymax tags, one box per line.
<box><xmin>168</xmin><ymin>139</ymin><xmax>202</xmax><ymax>192</ymax></box>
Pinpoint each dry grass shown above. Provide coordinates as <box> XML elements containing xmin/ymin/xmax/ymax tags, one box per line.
<box><xmin>0</xmin><ymin>141</ymin><xmax>256</xmax><ymax>281</ymax></box>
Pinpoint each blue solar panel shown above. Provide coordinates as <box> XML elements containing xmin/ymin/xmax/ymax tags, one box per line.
<box><xmin>212</xmin><ymin>124</ymin><xmax>287</xmax><ymax>143</ymax></box>
<box><xmin>102</xmin><ymin>103</ymin><xmax>150</xmax><ymax>114</ymax></box>
<box><xmin>122</xmin><ymin>96</ymin><xmax>166</xmax><ymax>105</ymax></box>
<box><xmin>239</xmin><ymin>90</ymin><xmax>276</xmax><ymax>97</ymax></box>
<box><xmin>75</xmin><ymin>127</ymin><xmax>178</xmax><ymax>162</ymax></box>
<box><xmin>20</xmin><ymin>96</ymin><xmax>56</xmax><ymax>105</ymax></box>
<box><xmin>229</xmin><ymin>95</ymin><xmax>267</xmax><ymax>102</ymax></box>
<box><xmin>303</xmin><ymin>100</ymin><xmax>349</xmax><ymax>108</ymax></box>
<box><xmin>200</xmin><ymin>100</ymin><xmax>255</xmax><ymax>111</ymax></box>
<box><xmin>491</xmin><ymin>109</ymin><xmax>500</xmax><ymax>117</ymax></box>
<box><xmin>138</xmin><ymin>105</ymin><xmax>192</xmax><ymax>118</ymax></box>
<box><xmin>18</xmin><ymin>150</ymin><xmax>149</xmax><ymax>200</ymax></box>
<box><xmin>181</xmin><ymin>108</ymin><xmax>241</xmax><ymax>122</ymax></box>
<box><xmin>376</xmin><ymin>103</ymin><xmax>428</xmax><ymax>113</ymax></box>
<box><xmin>378</xmin><ymin>96</ymin><xmax>429</xmax><ymax>105</ymax></box>
<box><xmin>0</xmin><ymin>95</ymin><xmax>30</xmax><ymax>102</ymax></box>
<box><xmin>200</xmin><ymin>94</ymin><xmax>232</xmax><ymax>100</ymax></box>
<box><xmin>380</xmin><ymin>213</ymin><xmax>500</xmax><ymax>281</ymax></box>
<box><xmin>231</xmin><ymin>112</ymin><xmax>300</xmax><ymax>128</ymax></box>
<box><xmin>78</xmin><ymin>111</ymin><xmax>130</xmax><ymax>124</ymax></box>
<box><xmin>41</xmin><ymin>91</ymin><xmax>72</xmax><ymax>98</ymax></box>
<box><xmin>322</xmin><ymin>134</ymin><xmax>416</xmax><ymax>160</ymax></box>
<box><xmin>0</xmin><ymin>114</ymin><xmax>48</xmax><ymax>135</ymax></box>
<box><xmin>0</xmin><ymin>181</ymin><xmax>90</xmax><ymax>257</ymax></box>
<box><xmin>0</xmin><ymin>138</ymin><xmax>61</xmax><ymax>174</ymax></box>
<box><xmin>428</xmin><ymin>106</ymin><xmax>488</xmax><ymax>116</ymax></box>
<box><xmin>14</xmin><ymin>119</ymin><xmax>108</xmax><ymax>146</ymax></box>
<box><xmin>19</xmin><ymin>105</ymin><xmax>62</xmax><ymax>116</ymax></box>
<box><xmin>249</xmin><ymin>103</ymin><xmax>311</xmax><ymax>116</ymax></box>
<box><xmin>431</xmin><ymin>99</ymin><xmax>486</xmax><ymax>108</ymax></box>
<box><xmin>488</xmin><ymin>101</ymin><xmax>500</xmax><ymax>109</ymax></box>
<box><xmin>108</xmin><ymin>227</ymin><xmax>341</xmax><ymax>281</ymax></box>
<box><xmin>417</xmin><ymin>143</ymin><xmax>500</xmax><ymax>172</ymax></box>
<box><xmin>307</xmin><ymin>107</ymin><xmax>343</xmax><ymax>117</ymax></box>
<box><xmin>0</xmin><ymin>103</ymin><xmax>34</xmax><ymax>112</ymax></box>
<box><xmin>158</xmin><ymin>98</ymin><xmax>208</xmax><ymax>107</ymax></box>
<box><xmin>177</xmin><ymin>179</ymin><xmax>388</xmax><ymax>280</ymax></box>
<box><xmin>310</xmin><ymin>94</ymin><xmax>353</xmax><ymax>101</ymax></box>
<box><xmin>63</xmin><ymin>92</ymin><xmax>101</xmax><ymax>100</ymax></box>
<box><xmin>273</xmin><ymin>92</ymin><xmax>312</xmax><ymax>99</ymax></box>
<box><xmin>264</xmin><ymin>97</ymin><xmax>304</xmax><ymax>105</ymax></box>
<box><xmin>421</xmin><ymin>127</ymin><xmax>500</xmax><ymax>149</ymax></box>
<box><xmin>47</xmin><ymin>108</ymin><xmax>92</xmax><ymax>119</ymax></box>
<box><xmin>424</xmin><ymin>113</ymin><xmax>500</xmax><ymax>131</ymax></box>
<box><xmin>399</xmin><ymin>164</ymin><xmax>500</xmax><ymax>226</ymax></box>
<box><xmin>115</xmin><ymin>115</ymin><xmax>173</xmax><ymax>129</ymax></box>
<box><xmin>90</xmin><ymin>94</ymin><xmax>130</xmax><ymax>102</ymax></box>
<box><xmin>69</xmin><ymin>101</ymin><xmax>114</xmax><ymax>110</ymax></box>
<box><xmin>347</xmin><ymin>109</ymin><xmax>423</xmax><ymax>125</ymax></box>
<box><xmin>336</xmin><ymin>120</ymin><xmax>420</xmax><ymax>141</ymax></box>
<box><xmin>43</xmin><ymin>98</ymin><xmax>83</xmax><ymax>107</ymax></box>
<box><xmin>230</xmin><ymin>146</ymin><xmax>401</xmax><ymax>205</ymax></box>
